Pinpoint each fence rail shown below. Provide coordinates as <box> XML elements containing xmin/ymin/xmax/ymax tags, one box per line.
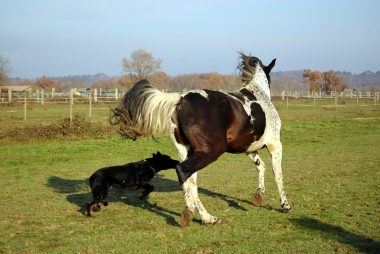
<box><xmin>277</xmin><ymin>90</ymin><xmax>380</xmax><ymax>99</ymax></box>
<box><xmin>2</xmin><ymin>88</ymin><xmax>380</xmax><ymax>104</ymax></box>
<box><xmin>0</xmin><ymin>87</ymin><xmax>124</xmax><ymax>105</ymax></box>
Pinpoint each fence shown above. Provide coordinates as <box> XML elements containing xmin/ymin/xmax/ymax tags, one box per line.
<box><xmin>277</xmin><ymin>90</ymin><xmax>380</xmax><ymax>108</ymax></box>
<box><xmin>278</xmin><ymin>90</ymin><xmax>380</xmax><ymax>100</ymax></box>
<box><xmin>1</xmin><ymin>87</ymin><xmax>379</xmax><ymax>122</ymax></box>
<box><xmin>0</xmin><ymin>87</ymin><xmax>125</xmax><ymax>105</ymax></box>
<box><xmin>0</xmin><ymin>88</ymin><xmax>126</xmax><ymax>124</ymax></box>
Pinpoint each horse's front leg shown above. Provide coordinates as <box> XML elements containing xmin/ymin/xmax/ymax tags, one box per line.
<box><xmin>247</xmin><ymin>151</ymin><xmax>267</xmax><ymax>207</ymax></box>
<box><xmin>180</xmin><ymin>172</ymin><xmax>221</xmax><ymax>227</ymax></box>
<box><xmin>267</xmin><ymin>140</ymin><xmax>292</xmax><ymax>213</ymax></box>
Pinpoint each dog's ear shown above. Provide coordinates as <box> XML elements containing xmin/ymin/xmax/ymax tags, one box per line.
<box><xmin>153</xmin><ymin>153</ymin><xmax>156</xmax><ymax>158</ymax></box>
<box><xmin>157</xmin><ymin>151</ymin><xmax>162</xmax><ymax>156</ymax></box>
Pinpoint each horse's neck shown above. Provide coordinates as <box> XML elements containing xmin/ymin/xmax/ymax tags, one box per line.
<box><xmin>243</xmin><ymin>82</ymin><xmax>271</xmax><ymax>100</ymax></box>
<box><xmin>243</xmin><ymin>67</ymin><xmax>271</xmax><ymax>99</ymax></box>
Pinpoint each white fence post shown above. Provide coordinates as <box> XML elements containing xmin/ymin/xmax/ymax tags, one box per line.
<box><xmin>24</xmin><ymin>91</ymin><xmax>27</xmax><ymax>121</ymax></box>
<box><xmin>8</xmin><ymin>88</ymin><xmax>11</xmax><ymax>103</ymax></box>
<box><xmin>89</xmin><ymin>88</ymin><xmax>92</xmax><ymax>120</ymax></box>
<box><xmin>69</xmin><ymin>89</ymin><xmax>73</xmax><ymax>128</ymax></box>
<box><xmin>41</xmin><ymin>89</ymin><xmax>44</xmax><ymax>105</ymax></box>
<box><xmin>374</xmin><ymin>92</ymin><xmax>377</xmax><ymax>105</ymax></box>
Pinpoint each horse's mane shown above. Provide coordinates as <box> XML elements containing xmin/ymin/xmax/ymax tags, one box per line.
<box><xmin>237</xmin><ymin>52</ymin><xmax>262</xmax><ymax>85</ymax></box>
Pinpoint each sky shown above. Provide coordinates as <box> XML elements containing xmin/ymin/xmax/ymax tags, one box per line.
<box><xmin>1</xmin><ymin>0</ymin><xmax>379</xmax><ymax>79</ymax></box>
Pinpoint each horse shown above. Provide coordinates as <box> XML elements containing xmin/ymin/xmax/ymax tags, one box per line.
<box><xmin>110</xmin><ymin>52</ymin><xmax>292</xmax><ymax>227</ymax></box>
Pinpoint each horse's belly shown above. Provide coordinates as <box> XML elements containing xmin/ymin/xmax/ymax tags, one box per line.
<box><xmin>246</xmin><ymin>138</ymin><xmax>266</xmax><ymax>152</ymax></box>
<box><xmin>226</xmin><ymin>131</ymin><xmax>264</xmax><ymax>153</ymax></box>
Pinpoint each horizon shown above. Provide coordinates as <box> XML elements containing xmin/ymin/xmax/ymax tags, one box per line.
<box><xmin>9</xmin><ymin>69</ymin><xmax>380</xmax><ymax>82</ymax></box>
<box><xmin>1</xmin><ymin>0</ymin><xmax>379</xmax><ymax>79</ymax></box>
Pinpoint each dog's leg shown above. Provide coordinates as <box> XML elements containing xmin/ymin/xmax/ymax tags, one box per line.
<box><xmin>86</xmin><ymin>199</ymin><xmax>97</xmax><ymax>217</ymax></box>
<box><xmin>140</xmin><ymin>184</ymin><xmax>154</xmax><ymax>200</ymax></box>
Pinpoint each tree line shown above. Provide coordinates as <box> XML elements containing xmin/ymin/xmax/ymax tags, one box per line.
<box><xmin>2</xmin><ymin>50</ymin><xmax>379</xmax><ymax>94</ymax></box>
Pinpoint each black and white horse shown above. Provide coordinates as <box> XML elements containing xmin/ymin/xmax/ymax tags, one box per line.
<box><xmin>111</xmin><ymin>53</ymin><xmax>292</xmax><ymax>227</ymax></box>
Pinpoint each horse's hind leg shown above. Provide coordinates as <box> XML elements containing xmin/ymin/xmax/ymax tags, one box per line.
<box><xmin>247</xmin><ymin>152</ymin><xmax>266</xmax><ymax>207</ymax></box>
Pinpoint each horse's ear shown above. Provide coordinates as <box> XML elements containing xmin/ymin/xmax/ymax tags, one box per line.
<box><xmin>267</xmin><ymin>58</ymin><xmax>276</xmax><ymax>72</ymax></box>
<box><xmin>157</xmin><ymin>151</ymin><xmax>162</xmax><ymax>156</ymax></box>
<box><xmin>153</xmin><ymin>153</ymin><xmax>156</xmax><ymax>158</ymax></box>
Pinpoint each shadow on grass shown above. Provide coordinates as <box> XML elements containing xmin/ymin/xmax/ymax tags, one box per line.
<box><xmin>290</xmin><ymin>217</ymin><xmax>380</xmax><ymax>253</ymax></box>
<box><xmin>46</xmin><ymin>175</ymin><xmax>276</xmax><ymax>225</ymax></box>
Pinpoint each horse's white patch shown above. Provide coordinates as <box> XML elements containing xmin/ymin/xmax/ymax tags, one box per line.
<box><xmin>168</xmin><ymin>113</ymin><xmax>188</xmax><ymax>161</ymax></box>
<box><xmin>183</xmin><ymin>90</ymin><xmax>209</xmax><ymax>99</ymax></box>
<box><xmin>247</xmin><ymin>152</ymin><xmax>267</xmax><ymax>193</ymax></box>
<box><xmin>224</xmin><ymin>92</ymin><xmax>252</xmax><ymax>116</ymax></box>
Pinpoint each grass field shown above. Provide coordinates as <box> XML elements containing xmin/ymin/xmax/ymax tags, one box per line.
<box><xmin>0</xmin><ymin>97</ymin><xmax>379</xmax><ymax>253</ymax></box>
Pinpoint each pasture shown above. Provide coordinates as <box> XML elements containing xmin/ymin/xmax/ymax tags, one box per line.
<box><xmin>0</xmin><ymin>97</ymin><xmax>379</xmax><ymax>253</ymax></box>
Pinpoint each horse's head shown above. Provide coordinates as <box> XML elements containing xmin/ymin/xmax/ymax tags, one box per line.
<box><xmin>237</xmin><ymin>52</ymin><xmax>276</xmax><ymax>98</ymax></box>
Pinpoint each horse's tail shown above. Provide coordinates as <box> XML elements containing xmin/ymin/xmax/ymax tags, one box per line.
<box><xmin>110</xmin><ymin>79</ymin><xmax>182</xmax><ymax>140</ymax></box>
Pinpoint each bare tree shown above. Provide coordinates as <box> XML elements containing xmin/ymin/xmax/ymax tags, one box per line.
<box><xmin>171</xmin><ymin>74</ymin><xmax>198</xmax><ymax>91</ymax></box>
<box><xmin>122</xmin><ymin>49</ymin><xmax>162</xmax><ymax>81</ymax></box>
<box><xmin>0</xmin><ymin>55</ymin><xmax>13</xmax><ymax>86</ymax></box>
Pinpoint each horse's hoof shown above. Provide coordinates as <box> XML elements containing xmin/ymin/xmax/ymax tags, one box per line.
<box><xmin>252</xmin><ymin>191</ymin><xmax>263</xmax><ymax>206</ymax></box>
<box><xmin>202</xmin><ymin>217</ymin><xmax>222</xmax><ymax>225</ymax></box>
<box><xmin>282</xmin><ymin>207</ymin><xmax>293</xmax><ymax>213</ymax></box>
<box><xmin>180</xmin><ymin>209</ymin><xmax>193</xmax><ymax>228</ymax></box>
<box><xmin>212</xmin><ymin>218</ymin><xmax>222</xmax><ymax>225</ymax></box>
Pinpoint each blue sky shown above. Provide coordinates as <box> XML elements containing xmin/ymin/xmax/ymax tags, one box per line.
<box><xmin>1</xmin><ymin>0</ymin><xmax>379</xmax><ymax>79</ymax></box>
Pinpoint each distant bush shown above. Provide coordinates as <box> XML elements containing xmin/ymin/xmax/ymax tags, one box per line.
<box><xmin>1</xmin><ymin>115</ymin><xmax>114</xmax><ymax>141</ymax></box>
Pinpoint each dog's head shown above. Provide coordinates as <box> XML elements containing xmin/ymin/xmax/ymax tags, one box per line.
<box><xmin>150</xmin><ymin>151</ymin><xmax>179</xmax><ymax>170</ymax></box>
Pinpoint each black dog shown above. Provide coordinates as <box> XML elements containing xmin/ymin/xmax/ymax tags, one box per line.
<box><xmin>86</xmin><ymin>152</ymin><xmax>179</xmax><ymax>217</ymax></box>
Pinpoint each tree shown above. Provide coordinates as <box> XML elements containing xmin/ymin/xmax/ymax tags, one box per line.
<box><xmin>195</xmin><ymin>72</ymin><xmax>223</xmax><ymax>90</ymax></box>
<box><xmin>221</xmin><ymin>74</ymin><xmax>240</xmax><ymax>91</ymax></box>
<box><xmin>323</xmin><ymin>70</ymin><xmax>349</xmax><ymax>92</ymax></box>
<box><xmin>303</xmin><ymin>69</ymin><xmax>322</xmax><ymax>91</ymax></box>
<box><xmin>122</xmin><ymin>49</ymin><xmax>162</xmax><ymax>81</ymax></box>
<box><xmin>117</xmin><ymin>75</ymin><xmax>135</xmax><ymax>90</ymax></box>
<box><xmin>34</xmin><ymin>76</ymin><xmax>62</xmax><ymax>90</ymax></box>
<box><xmin>303</xmin><ymin>69</ymin><xmax>349</xmax><ymax>92</ymax></box>
<box><xmin>0</xmin><ymin>55</ymin><xmax>13</xmax><ymax>86</ymax></box>
<box><xmin>149</xmin><ymin>71</ymin><xmax>172</xmax><ymax>90</ymax></box>
<box><xmin>171</xmin><ymin>74</ymin><xmax>198</xmax><ymax>91</ymax></box>
<box><xmin>91</xmin><ymin>78</ymin><xmax>118</xmax><ymax>90</ymax></box>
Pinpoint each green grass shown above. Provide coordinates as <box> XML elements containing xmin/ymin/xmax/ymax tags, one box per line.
<box><xmin>0</xmin><ymin>99</ymin><xmax>379</xmax><ymax>253</ymax></box>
